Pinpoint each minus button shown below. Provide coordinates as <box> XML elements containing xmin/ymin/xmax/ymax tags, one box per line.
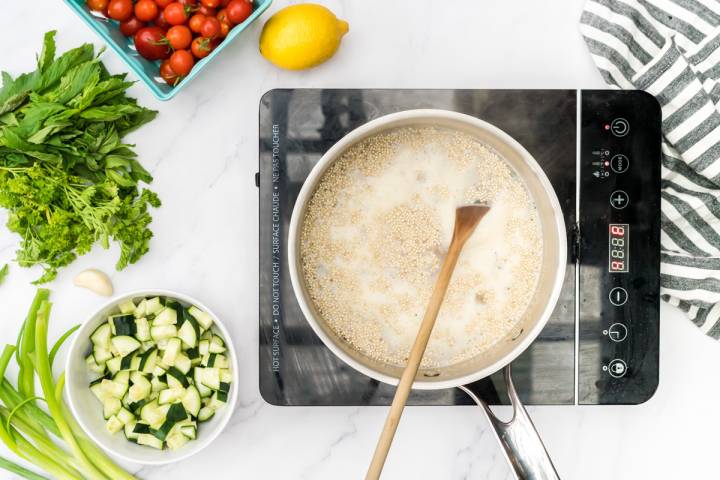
<box><xmin>609</xmin><ymin>287</ymin><xmax>628</xmax><ymax>306</ymax></box>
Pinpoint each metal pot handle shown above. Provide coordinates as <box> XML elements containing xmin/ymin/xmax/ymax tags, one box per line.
<box><xmin>458</xmin><ymin>365</ymin><xmax>560</xmax><ymax>480</ymax></box>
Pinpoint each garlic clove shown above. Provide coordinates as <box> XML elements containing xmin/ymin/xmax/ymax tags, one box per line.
<box><xmin>73</xmin><ymin>269</ymin><xmax>114</xmax><ymax>297</ymax></box>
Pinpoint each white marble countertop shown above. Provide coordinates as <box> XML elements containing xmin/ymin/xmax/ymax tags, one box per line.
<box><xmin>2</xmin><ymin>1</ymin><xmax>720</xmax><ymax>479</ymax></box>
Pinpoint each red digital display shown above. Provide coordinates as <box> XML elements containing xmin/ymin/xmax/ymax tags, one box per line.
<box><xmin>609</xmin><ymin>224</ymin><xmax>629</xmax><ymax>273</ymax></box>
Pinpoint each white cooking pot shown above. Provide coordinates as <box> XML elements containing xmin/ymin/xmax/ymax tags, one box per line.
<box><xmin>288</xmin><ymin>110</ymin><xmax>566</xmax><ymax>479</ymax></box>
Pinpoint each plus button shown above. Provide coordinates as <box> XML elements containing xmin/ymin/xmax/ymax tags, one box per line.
<box><xmin>610</xmin><ymin>190</ymin><xmax>629</xmax><ymax>210</ymax></box>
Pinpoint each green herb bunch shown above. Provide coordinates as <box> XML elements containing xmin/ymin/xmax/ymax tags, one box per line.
<box><xmin>0</xmin><ymin>31</ymin><xmax>160</xmax><ymax>283</ymax></box>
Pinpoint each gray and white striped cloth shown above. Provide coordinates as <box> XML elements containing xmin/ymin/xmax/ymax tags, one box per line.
<box><xmin>581</xmin><ymin>0</ymin><xmax>720</xmax><ymax>337</ymax></box>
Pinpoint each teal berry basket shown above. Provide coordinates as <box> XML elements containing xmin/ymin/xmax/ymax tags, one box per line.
<box><xmin>63</xmin><ymin>0</ymin><xmax>272</xmax><ymax>100</ymax></box>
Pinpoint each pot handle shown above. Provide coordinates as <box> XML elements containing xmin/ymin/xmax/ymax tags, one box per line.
<box><xmin>458</xmin><ymin>365</ymin><xmax>560</xmax><ymax>480</ymax></box>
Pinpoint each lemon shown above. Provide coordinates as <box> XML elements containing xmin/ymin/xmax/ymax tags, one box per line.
<box><xmin>259</xmin><ymin>4</ymin><xmax>349</xmax><ymax>70</ymax></box>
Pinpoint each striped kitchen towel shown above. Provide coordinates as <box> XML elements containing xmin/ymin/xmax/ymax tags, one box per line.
<box><xmin>581</xmin><ymin>0</ymin><xmax>720</xmax><ymax>337</ymax></box>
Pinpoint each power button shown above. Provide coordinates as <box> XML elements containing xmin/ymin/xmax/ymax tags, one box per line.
<box><xmin>610</xmin><ymin>118</ymin><xmax>629</xmax><ymax>137</ymax></box>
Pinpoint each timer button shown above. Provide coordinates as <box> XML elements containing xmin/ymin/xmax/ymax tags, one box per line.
<box><xmin>610</xmin><ymin>118</ymin><xmax>629</xmax><ymax>137</ymax></box>
<box><xmin>609</xmin><ymin>287</ymin><xmax>628</xmax><ymax>306</ymax></box>
<box><xmin>610</xmin><ymin>190</ymin><xmax>629</xmax><ymax>209</ymax></box>
<box><xmin>610</xmin><ymin>154</ymin><xmax>629</xmax><ymax>173</ymax></box>
<box><xmin>605</xmin><ymin>359</ymin><xmax>628</xmax><ymax>378</ymax></box>
<box><xmin>605</xmin><ymin>323</ymin><xmax>628</xmax><ymax>342</ymax></box>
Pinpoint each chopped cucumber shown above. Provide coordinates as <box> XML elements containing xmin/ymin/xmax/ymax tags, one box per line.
<box><xmin>90</xmin><ymin>323</ymin><xmax>112</xmax><ymax>348</ymax></box>
<box><xmin>197</xmin><ymin>407</ymin><xmax>214</xmax><ymax>422</ymax></box>
<box><xmin>151</xmin><ymin>403</ymin><xmax>187</xmax><ymax>441</ymax></box>
<box><xmin>137</xmin><ymin>434</ymin><xmax>163</xmax><ymax>449</ymax></box>
<box><xmin>207</xmin><ymin>391</ymin><xmax>227</xmax><ymax>410</ymax></box>
<box><xmin>113</xmin><ymin>370</ymin><xmax>130</xmax><ymax>385</ymax></box>
<box><xmin>103</xmin><ymin>397</ymin><xmax>122</xmax><ymax>419</ymax></box>
<box><xmin>166</xmin><ymin>431</ymin><xmax>189</xmax><ymax>450</ymax></box>
<box><xmin>86</xmin><ymin>355</ymin><xmax>106</xmax><ymax>374</ymax></box>
<box><xmin>193</xmin><ymin>369</ymin><xmax>213</xmax><ymax>398</ymax></box>
<box><xmin>150</xmin><ymin>375</ymin><xmax>167</xmax><ymax>393</ymax></box>
<box><xmin>98</xmin><ymin>379</ymin><xmax>128</xmax><ymax>399</ymax></box>
<box><xmin>140</xmin><ymin>400</ymin><xmax>164</xmax><ymax>426</ymax></box>
<box><xmin>117</xmin><ymin>407</ymin><xmax>135</xmax><ymax>424</ymax></box>
<box><xmin>153</xmin><ymin>307</ymin><xmax>177</xmax><ymax>326</ymax></box>
<box><xmin>188</xmin><ymin>306</ymin><xmax>214</xmax><ymax>330</ymax></box>
<box><xmin>139</xmin><ymin>347</ymin><xmax>158</xmax><ymax>373</ymax></box>
<box><xmin>166</xmin><ymin>367</ymin><xmax>190</xmax><ymax>388</ymax></box>
<box><xmin>178</xmin><ymin>320</ymin><xmax>198</xmax><ymax>348</ymax></box>
<box><xmin>135</xmin><ymin>317</ymin><xmax>151</xmax><ymax>342</ymax></box>
<box><xmin>111</xmin><ymin>336</ymin><xmax>141</xmax><ymax>357</ymax></box>
<box><xmin>220</xmin><ymin>370</ymin><xmax>233</xmax><ymax>383</ymax></box>
<box><xmin>150</xmin><ymin>325</ymin><xmax>177</xmax><ymax>341</ymax></box>
<box><xmin>106</xmin><ymin>416</ymin><xmax>124</xmax><ymax>434</ymax></box>
<box><xmin>203</xmin><ymin>353</ymin><xmax>229</xmax><ymax>369</ymax></box>
<box><xmin>162</xmin><ymin>338</ymin><xmax>182</xmax><ymax>366</ymax></box>
<box><xmin>174</xmin><ymin>354</ymin><xmax>192</xmax><ymax>375</ymax></box>
<box><xmin>180</xmin><ymin>425</ymin><xmax>197</xmax><ymax>439</ymax></box>
<box><xmin>145</xmin><ymin>297</ymin><xmax>163</xmax><ymax>315</ymax></box>
<box><xmin>198</xmin><ymin>340</ymin><xmax>210</xmax><ymax>356</ymax></box>
<box><xmin>196</xmin><ymin>368</ymin><xmax>220</xmax><ymax>390</ymax></box>
<box><xmin>124</xmin><ymin>422</ymin><xmax>139</xmax><ymax>441</ymax></box>
<box><xmin>106</xmin><ymin>356</ymin><xmax>121</xmax><ymax>375</ymax></box>
<box><xmin>134</xmin><ymin>299</ymin><xmax>147</xmax><ymax>318</ymax></box>
<box><xmin>120</xmin><ymin>353</ymin><xmax>135</xmax><ymax>371</ymax></box>
<box><xmin>182</xmin><ymin>386</ymin><xmax>201</xmax><ymax>417</ymax></box>
<box><xmin>110</xmin><ymin>314</ymin><xmax>136</xmax><ymax>336</ymax></box>
<box><xmin>158</xmin><ymin>388</ymin><xmax>184</xmax><ymax>405</ymax></box>
<box><xmin>93</xmin><ymin>346</ymin><xmax>113</xmax><ymax>364</ymax></box>
<box><xmin>86</xmin><ymin>295</ymin><xmax>233</xmax><ymax>451</ymax></box>
<box><xmin>128</xmin><ymin>372</ymin><xmax>151</xmax><ymax>402</ymax></box>
<box><xmin>208</xmin><ymin>335</ymin><xmax>226</xmax><ymax>354</ymax></box>
<box><xmin>118</xmin><ymin>299</ymin><xmax>136</xmax><ymax>314</ymax></box>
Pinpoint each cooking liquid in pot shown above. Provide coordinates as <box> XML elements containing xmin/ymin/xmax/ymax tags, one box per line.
<box><xmin>300</xmin><ymin>127</ymin><xmax>542</xmax><ymax>368</ymax></box>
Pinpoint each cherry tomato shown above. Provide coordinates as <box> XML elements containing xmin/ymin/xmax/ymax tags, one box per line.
<box><xmin>160</xmin><ymin>60</ymin><xmax>179</xmax><ymax>85</ymax></box>
<box><xmin>191</xmin><ymin>36</ymin><xmax>215</xmax><ymax>58</ymax></box>
<box><xmin>164</xmin><ymin>2</ymin><xmax>190</xmax><ymax>25</ymax></box>
<box><xmin>166</xmin><ymin>25</ymin><xmax>192</xmax><ymax>49</ymax></box>
<box><xmin>134</xmin><ymin>0</ymin><xmax>158</xmax><ymax>21</ymax></box>
<box><xmin>155</xmin><ymin>0</ymin><xmax>173</xmax><ymax>7</ymax></box>
<box><xmin>87</xmin><ymin>0</ymin><xmax>109</xmax><ymax>13</ymax></box>
<box><xmin>200</xmin><ymin>0</ymin><xmax>221</xmax><ymax>8</ymax></box>
<box><xmin>119</xmin><ymin>16</ymin><xmax>146</xmax><ymax>36</ymax></box>
<box><xmin>134</xmin><ymin>1</ymin><xmax>158</xmax><ymax>22</ymax></box>
<box><xmin>154</xmin><ymin>10</ymin><xmax>170</xmax><ymax>28</ymax></box>
<box><xmin>178</xmin><ymin>0</ymin><xmax>197</xmax><ymax>6</ymax></box>
<box><xmin>197</xmin><ymin>4</ymin><xmax>216</xmax><ymax>16</ymax></box>
<box><xmin>225</xmin><ymin>0</ymin><xmax>251</xmax><ymax>24</ymax></box>
<box><xmin>134</xmin><ymin>26</ymin><xmax>172</xmax><ymax>60</ymax></box>
<box><xmin>107</xmin><ymin>0</ymin><xmax>133</xmax><ymax>21</ymax></box>
<box><xmin>200</xmin><ymin>17</ymin><xmax>221</xmax><ymax>38</ymax></box>
<box><xmin>216</xmin><ymin>8</ymin><xmax>228</xmax><ymax>24</ymax></box>
<box><xmin>217</xmin><ymin>17</ymin><xmax>231</xmax><ymax>37</ymax></box>
<box><xmin>169</xmin><ymin>50</ymin><xmax>195</xmax><ymax>76</ymax></box>
<box><xmin>189</xmin><ymin>14</ymin><xmax>206</xmax><ymax>33</ymax></box>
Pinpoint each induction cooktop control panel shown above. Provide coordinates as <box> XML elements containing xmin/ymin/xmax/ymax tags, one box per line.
<box><xmin>578</xmin><ymin>90</ymin><xmax>661</xmax><ymax>404</ymax></box>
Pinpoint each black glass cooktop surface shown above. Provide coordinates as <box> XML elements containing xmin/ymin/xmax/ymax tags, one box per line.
<box><xmin>258</xmin><ymin>89</ymin><xmax>661</xmax><ymax>406</ymax></box>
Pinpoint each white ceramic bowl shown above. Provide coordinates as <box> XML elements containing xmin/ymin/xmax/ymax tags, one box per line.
<box><xmin>65</xmin><ymin>289</ymin><xmax>239</xmax><ymax>465</ymax></box>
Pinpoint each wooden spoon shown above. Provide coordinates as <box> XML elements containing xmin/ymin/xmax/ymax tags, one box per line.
<box><xmin>366</xmin><ymin>203</ymin><xmax>491</xmax><ymax>480</ymax></box>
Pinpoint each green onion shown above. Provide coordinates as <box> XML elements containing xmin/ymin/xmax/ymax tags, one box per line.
<box><xmin>0</xmin><ymin>290</ymin><xmax>137</xmax><ymax>480</ymax></box>
<box><xmin>0</xmin><ymin>455</ymin><xmax>48</xmax><ymax>480</ymax></box>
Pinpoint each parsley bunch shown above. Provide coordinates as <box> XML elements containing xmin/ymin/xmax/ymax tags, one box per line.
<box><xmin>0</xmin><ymin>31</ymin><xmax>160</xmax><ymax>283</ymax></box>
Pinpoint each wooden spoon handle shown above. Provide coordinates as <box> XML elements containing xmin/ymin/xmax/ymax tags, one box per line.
<box><xmin>365</xmin><ymin>240</ymin><xmax>463</xmax><ymax>480</ymax></box>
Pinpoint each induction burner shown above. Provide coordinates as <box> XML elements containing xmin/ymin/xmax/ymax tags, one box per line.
<box><xmin>257</xmin><ymin>89</ymin><xmax>661</xmax><ymax>406</ymax></box>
